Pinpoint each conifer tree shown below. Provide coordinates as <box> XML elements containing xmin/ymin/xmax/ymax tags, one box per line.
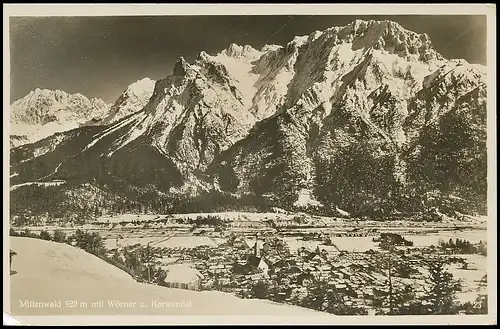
<box><xmin>53</xmin><ymin>229</ymin><xmax>66</xmax><ymax>243</ymax></box>
<box><xmin>421</xmin><ymin>259</ymin><xmax>461</xmax><ymax>314</ymax></box>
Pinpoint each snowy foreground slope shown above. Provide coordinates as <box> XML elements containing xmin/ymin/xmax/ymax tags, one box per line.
<box><xmin>9</xmin><ymin>237</ymin><xmax>329</xmax><ymax>317</ymax></box>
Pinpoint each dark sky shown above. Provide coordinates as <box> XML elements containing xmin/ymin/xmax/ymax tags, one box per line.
<box><xmin>10</xmin><ymin>15</ymin><xmax>487</xmax><ymax>103</ymax></box>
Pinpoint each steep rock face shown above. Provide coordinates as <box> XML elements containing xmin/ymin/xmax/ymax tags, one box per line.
<box><xmin>10</xmin><ymin>89</ymin><xmax>111</xmax><ymax>147</ymax></box>
<box><xmin>403</xmin><ymin>64</ymin><xmax>487</xmax><ymax>213</ymax></box>
<box><xmin>10</xmin><ymin>20</ymin><xmax>488</xmax><ymax>221</ymax></box>
<box><xmin>211</xmin><ymin>20</ymin><xmax>456</xmax><ymax>212</ymax></box>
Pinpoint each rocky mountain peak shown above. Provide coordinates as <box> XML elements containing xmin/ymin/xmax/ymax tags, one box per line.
<box><xmin>260</xmin><ymin>44</ymin><xmax>282</xmax><ymax>52</ymax></box>
<box><xmin>196</xmin><ymin>51</ymin><xmax>210</xmax><ymax>62</ymax></box>
<box><xmin>10</xmin><ymin>89</ymin><xmax>111</xmax><ymax>147</ymax></box>
<box><xmin>125</xmin><ymin>77</ymin><xmax>156</xmax><ymax>95</ymax></box>
<box><xmin>347</xmin><ymin>20</ymin><xmax>442</xmax><ymax>61</ymax></box>
<box><xmin>222</xmin><ymin>43</ymin><xmax>261</xmax><ymax>59</ymax></box>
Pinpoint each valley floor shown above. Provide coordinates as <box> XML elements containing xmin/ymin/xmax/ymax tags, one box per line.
<box><xmin>10</xmin><ymin>212</ymin><xmax>489</xmax><ymax>316</ymax></box>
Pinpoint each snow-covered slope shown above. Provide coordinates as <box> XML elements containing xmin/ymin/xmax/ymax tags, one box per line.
<box><xmin>100</xmin><ymin>78</ymin><xmax>156</xmax><ymax>125</ymax></box>
<box><xmin>10</xmin><ymin>89</ymin><xmax>110</xmax><ymax>147</ymax></box>
<box><xmin>210</xmin><ymin>20</ymin><xmax>485</xmax><ymax>212</ymax></box>
<box><xmin>9</xmin><ymin>237</ymin><xmax>329</xmax><ymax>316</ymax></box>
<box><xmin>9</xmin><ymin>19</ymin><xmax>487</xmax><ymax>220</ymax></box>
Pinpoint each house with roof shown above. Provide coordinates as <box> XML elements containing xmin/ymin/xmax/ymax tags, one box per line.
<box><xmin>163</xmin><ymin>264</ymin><xmax>204</xmax><ymax>291</ymax></box>
<box><xmin>266</xmin><ymin>255</ymin><xmax>281</xmax><ymax>266</ymax></box>
<box><xmin>272</xmin><ymin>257</ymin><xmax>297</xmax><ymax>270</ymax></box>
<box><xmin>275</xmin><ymin>264</ymin><xmax>302</xmax><ymax>281</ymax></box>
<box><xmin>246</xmin><ymin>254</ymin><xmax>271</xmax><ymax>278</ymax></box>
<box><xmin>298</xmin><ymin>245</ymin><xmax>317</xmax><ymax>257</ymax></box>
<box><xmin>243</xmin><ymin>236</ymin><xmax>272</xmax><ymax>277</ymax></box>
<box><xmin>310</xmin><ymin>254</ymin><xmax>324</xmax><ymax>264</ymax></box>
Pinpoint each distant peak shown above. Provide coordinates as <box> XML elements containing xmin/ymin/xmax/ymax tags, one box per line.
<box><xmin>223</xmin><ymin>43</ymin><xmax>259</xmax><ymax>58</ymax></box>
<box><xmin>261</xmin><ymin>44</ymin><xmax>282</xmax><ymax>52</ymax></box>
<box><xmin>134</xmin><ymin>77</ymin><xmax>154</xmax><ymax>84</ymax></box>
<box><xmin>348</xmin><ymin>19</ymin><xmax>403</xmax><ymax>31</ymax></box>
<box><xmin>31</xmin><ymin>88</ymin><xmax>53</xmax><ymax>95</ymax></box>
<box><xmin>126</xmin><ymin>77</ymin><xmax>156</xmax><ymax>92</ymax></box>
<box><xmin>13</xmin><ymin>88</ymin><xmax>109</xmax><ymax>108</ymax></box>
<box><xmin>227</xmin><ymin>43</ymin><xmax>242</xmax><ymax>53</ymax></box>
<box><xmin>341</xmin><ymin>19</ymin><xmax>443</xmax><ymax>61</ymax></box>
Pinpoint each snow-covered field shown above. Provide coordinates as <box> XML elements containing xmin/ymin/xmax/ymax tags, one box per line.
<box><xmin>449</xmin><ymin>254</ymin><xmax>488</xmax><ymax>303</ymax></box>
<box><xmin>406</xmin><ymin>230</ymin><xmax>487</xmax><ymax>247</ymax></box>
<box><xmin>95</xmin><ymin>212</ymin><xmax>305</xmax><ymax>224</ymax></box>
<box><xmin>330</xmin><ymin>237</ymin><xmax>376</xmax><ymax>252</ymax></box>
<box><xmin>9</xmin><ymin>237</ymin><xmax>331</xmax><ymax>316</ymax></box>
<box><xmin>104</xmin><ymin>236</ymin><xmax>169</xmax><ymax>249</ymax></box>
<box><xmin>283</xmin><ymin>237</ymin><xmax>323</xmax><ymax>252</ymax></box>
<box><xmin>283</xmin><ymin>230</ymin><xmax>487</xmax><ymax>253</ymax></box>
<box><xmin>105</xmin><ymin>236</ymin><xmax>217</xmax><ymax>250</ymax></box>
<box><xmin>95</xmin><ymin>214</ymin><xmax>163</xmax><ymax>224</ymax></box>
<box><xmin>91</xmin><ymin>213</ymin><xmax>488</xmax><ymax>233</ymax></box>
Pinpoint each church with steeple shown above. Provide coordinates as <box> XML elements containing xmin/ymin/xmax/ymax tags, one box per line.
<box><xmin>245</xmin><ymin>234</ymin><xmax>270</xmax><ymax>277</ymax></box>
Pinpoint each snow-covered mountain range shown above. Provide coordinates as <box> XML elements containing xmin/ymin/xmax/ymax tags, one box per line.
<box><xmin>9</xmin><ymin>20</ymin><xmax>487</xmax><ymax>222</ymax></box>
<box><xmin>10</xmin><ymin>89</ymin><xmax>110</xmax><ymax>147</ymax></box>
<box><xmin>10</xmin><ymin>78</ymin><xmax>157</xmax><ymax>147</ymax></box>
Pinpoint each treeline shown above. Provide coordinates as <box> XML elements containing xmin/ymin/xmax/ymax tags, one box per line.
<box><xmin>10</xmin><ymin>185</ymin><xmax>274</xmax><ymax>225</ymax></box>
<box><xmin>11</xmin><ymin>227</ymin><xmax>66</xmax><ymax>242</ymax></box>
<box><xmin>107</xmin><ymin>244</ymin><xmax>168</xmax><ymax>284</ymax></box>
<box><xmin>10</xmin><ymin>228</ymin><xmax>167</xmax><ymax>284</ymax></box>
<box><xmin>439</xmin><ymin>238</ymin><xmax>487</xmax><ymax>256</ymax></box>
<box><xmin>10</xmin><ymin>184</ymin><xmax>111</xmax><ymax>226</ymax></box>
<box><xmin>166</xmin><ymin>191</ymin><xmax>271</xmax><ymax>214</ymax></box>
<box><xmin>9</xmin><ymin>181</ymin><xmax>484</xmax><ymax>225</ymax></box>
<box><xmin>376</xmin><ymin>233</ymin><xmax>414</xmax><ymax>249</ymax></box>
<box><xmin>97</xmin><ymin>189</ymin><xmax>271</xmax><ymax>215</ymax></box>
<box><xmin>11</xmin><ymin>228</ymin><xmax>104</xmax><ymax>255</ymax></box>
<box><xmin>173</xmin><ymin>215</ymin><xmax>227</xmax><ymax>227</ymax></box>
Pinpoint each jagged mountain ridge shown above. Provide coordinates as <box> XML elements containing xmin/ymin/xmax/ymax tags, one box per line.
<box><xmin>10</xmin><ymin>78</ymin><xmax>157</xmax><ymax>148</ymax></box>
<box><xmin>10</xmin><ymin>20</ymin><xmax>487</xmax><ymax>222</ymax></box>
<box><xmin>10</xmin><ymin>89</ymin><xmax>110</xmax><ymax>147</ymax></box>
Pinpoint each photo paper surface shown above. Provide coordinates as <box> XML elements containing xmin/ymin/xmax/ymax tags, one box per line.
<box><xmin>3</xmin><ymin>4</ymin><xmax>496</xmax><ymax>326</ymax></box>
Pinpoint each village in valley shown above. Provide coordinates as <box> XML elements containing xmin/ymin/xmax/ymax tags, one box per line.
<box><xmin>10</xmin><ymin>209</ymin><xmax>488</xmax><ymax>316</ymax></box>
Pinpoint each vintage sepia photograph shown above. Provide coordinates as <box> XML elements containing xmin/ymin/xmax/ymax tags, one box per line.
<box><xmin>4</xmin><ymin>4</ymin><xmax>496</xmax><ymax>326</ymax></box>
